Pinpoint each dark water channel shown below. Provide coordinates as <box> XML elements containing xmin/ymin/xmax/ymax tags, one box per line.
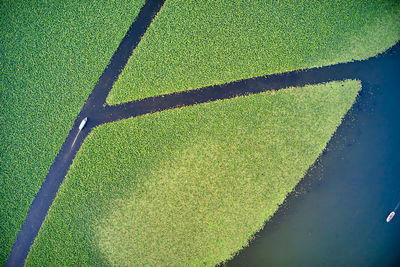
<box><xmin>5</xmin><ymin>1</ymin><xmax>166</xmax><ymax>266</ymax></box>
<box><xmin>227</xmin><ymin>51</ymin><xmax>400</xmax><ymax>266</ymax></box>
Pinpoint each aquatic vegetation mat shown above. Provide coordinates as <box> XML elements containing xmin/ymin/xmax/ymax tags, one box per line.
<box><xmin>27</xmin><ymin>80</ymin><xmax>360</xmax><ymax>265</ymax></box>
<box><xmin>0</xmin><ymin>0</ymin><xmax>145</xmax><ymax>263</ymax></box>
<box><xmin>107</xmin><ymin>0</ymin><xmax>400</xmax><ymax>104</ymax></box>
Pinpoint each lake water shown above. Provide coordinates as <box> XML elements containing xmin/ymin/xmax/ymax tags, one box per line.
<box><xmin>227</xmin><ymin>47</ymin><xmax>400</xmax><ymax>266</ymax></box>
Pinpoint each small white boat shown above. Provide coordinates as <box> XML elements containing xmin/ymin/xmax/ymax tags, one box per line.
<box><xmin>386</xmin><ymin>211</ymin><xmax>395</xmax><ymax>222</ymax></box>
<box><xmin>79</xmin><ymin>117</ymin><xmax>88</xmax><ymax>130</ymax></box>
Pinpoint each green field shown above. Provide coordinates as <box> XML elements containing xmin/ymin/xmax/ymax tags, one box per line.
<box><xmin>27</xmin><ymin>80</ymin><xmax>360</xmax><ymax>266</ymax></box>
<box><xmin>107</xmin><ymin>0</ymin><xmax>400</xmax><ymax>104</ymax></box>
<box><xmin>0</xmin><ymin>0</ymin><xmax>144</xmax><ymax>263</ymax></box>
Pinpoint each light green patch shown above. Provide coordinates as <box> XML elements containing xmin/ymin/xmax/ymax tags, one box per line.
<box><xmin>311</xmin><ymin>6</ymin><xmax>400</xmax><ymax>66</ymax></box>
<box><xmin>27</xmin><ymin>80</ymin><xmax>361</xmax><ymax>266</ymax></box>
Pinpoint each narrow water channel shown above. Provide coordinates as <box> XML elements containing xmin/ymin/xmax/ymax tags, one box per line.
<box><xmin>227</xmin><ymin>50</ymin><xmax>400</xmax><ymax>266</ymax></box>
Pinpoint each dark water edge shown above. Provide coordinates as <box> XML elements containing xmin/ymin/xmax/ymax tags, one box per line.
<box><xmin>226</xmin><ymin>50</ymin><xmax>400</xmax><ymax>266</ymax></box>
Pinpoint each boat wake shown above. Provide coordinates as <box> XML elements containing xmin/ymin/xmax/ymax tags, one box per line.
<box><xmin>71</xmin><ymin>117</ymin><xmax>87</xmax><ymax>149</ymax></box>
<box><xmin>394</xmin><ymin>201</ymin><xmax>400</xmax><ymax>212</ymax></box>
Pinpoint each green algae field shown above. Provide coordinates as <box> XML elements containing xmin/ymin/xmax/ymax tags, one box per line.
<box><xmin>0</xmin><ymin>0</ymin><xmax>145</xmax><ymax>263</ymax></box>
<box><xmin>107</xmin><ymin>0</ymin><xmax>400</xmax><ymax>104</ymax></box>
<box><xmin>2</xmin><ymin>0</ymin><xmax>400</xmax><ymax>265</ymax></box>
<box><xmin>27</xmin><ymin>80</ymin><xmax>360</xmax><ymax>265</ymax></box>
